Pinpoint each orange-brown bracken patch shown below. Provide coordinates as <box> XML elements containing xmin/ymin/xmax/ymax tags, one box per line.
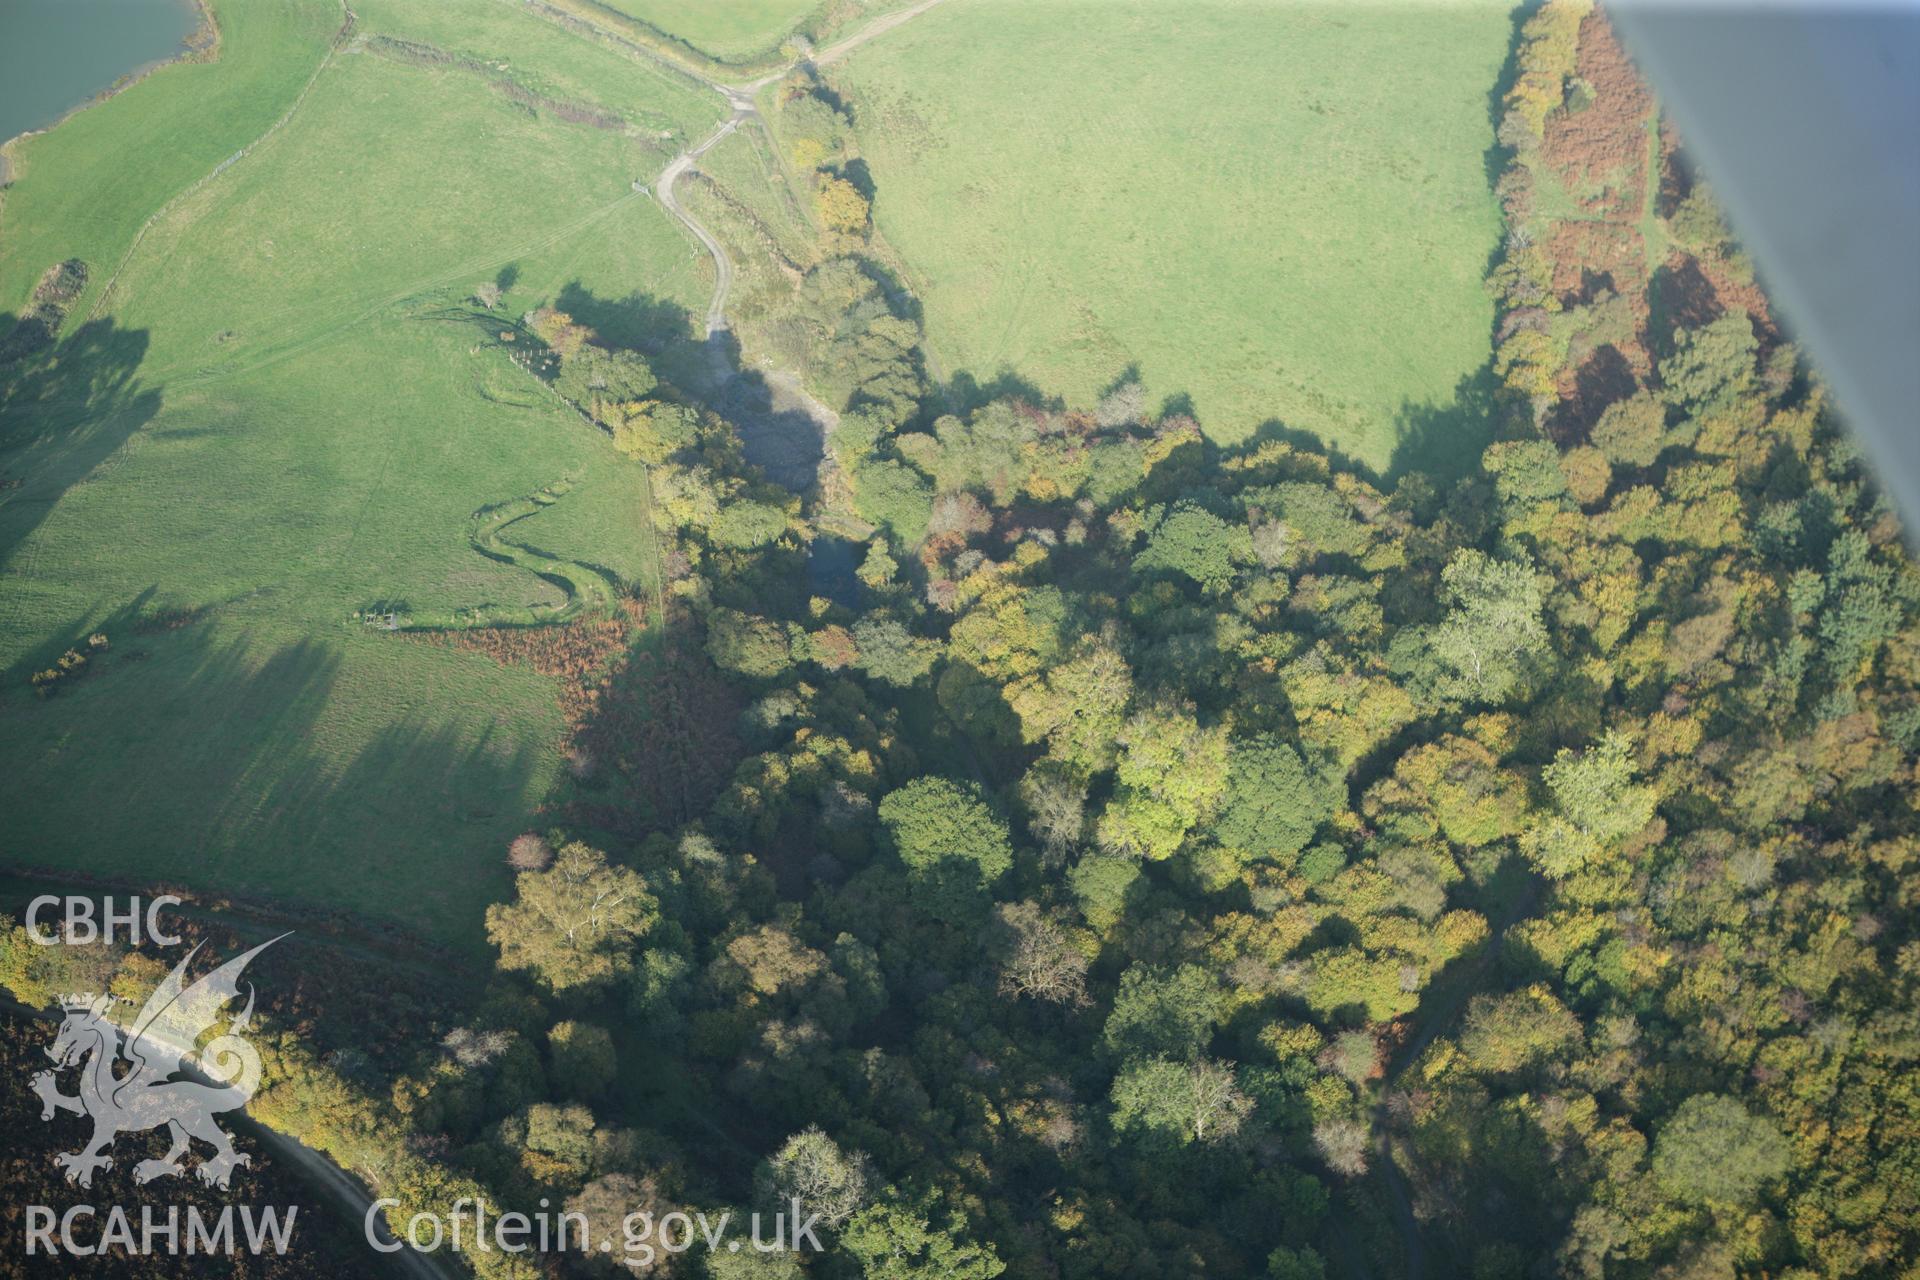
<box><xmin>1547</xmin><ymin>220</ymin><xmax>1648</xmax><ymax>310</ymax></box>
<box><xmin>414</xmin><ymin>597</ymin><xmax>645</xmax><ymax>732</ymax></box>
<box><xmin>1542</xmin><ymin>10</ymin><xmax>1655</xmax><ymax>219</ymax></box>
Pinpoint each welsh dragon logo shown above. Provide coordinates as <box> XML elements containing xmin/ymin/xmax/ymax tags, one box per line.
<box><xmin>31</xmin><ymin>936</ymin><xmax>284</xmax><ymax>1190</ymax></box>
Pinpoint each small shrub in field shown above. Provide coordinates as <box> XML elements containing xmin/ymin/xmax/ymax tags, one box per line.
<box><xmin>508</xmin><ymin>833</ymin><xmax>553</xmax><ymax>872</ymax></box>
<box><xmin>564</xmin><ymin>745</ymin><xmax>596</xmax><ymax>780</ymax></box>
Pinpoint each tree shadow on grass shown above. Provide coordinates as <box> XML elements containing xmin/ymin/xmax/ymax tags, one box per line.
<box><xmin>1244</xmin><ymin>416</ymin><xmax>1387</xmax><ymax>488</ymax></box>
<box><xmin>1187</xmin><ymin>368</ymin><xmax>1495</xmax><ymax>496</ymax></box>
<box><xmin>1070</xmin><ymin>352</ymin><xmax>1504</xmax><ymax>498</ymax></box>
<box><xmin>450</xmin><ymin>275</ymin><xmax>829</xmax><ymax>497</ymax></box>
<box><xmin>557</xmin><ymin>612</ymin><xmax>743</xmax><ymax>842</ymax></box>
<box><xmin>0</xmin><ymin>318</ymin><xmax>162</xmax><ymax>570</ymax></box>
<box><xmin>933</xmin><ymin>366</ymin><xmax>1062</xmax><ymax>420</ymax></box>
<box><xmin>1481</xmin><ymin>1</ymin><xmax>1529</xmax><ymax>191</ymax></box>
<box><xmin>930</xmin><ymin>351</ymin><xmax>1505</xmax><ymax>502</ymax></box>
<box><xmin>553</xmin><ymin>281</ymin><xmax>692</xmax><ymax>355</ymax></box>
<box><xmin>669</xmin><ymin>325</ymin><xmax>830</xmax><ymax>494</ymax></box>
<box><xmin>847</xmin><ymin>247</ymin><xmax>922</xmax><ymax>327</ymax></box>
<box><xmin>0</xmin><ymin>620</ymin><xmax>544</xmax><ymax>950</ymax></box>
<box><xmin>1384</xmin><ymin>363</ymin><xmax>1502</xmax><ymax>489</ymax></box>
<box><xmin>0</xmin><ymin>584</ymin><xmax>163</xmax><ymax>692</ymax></box>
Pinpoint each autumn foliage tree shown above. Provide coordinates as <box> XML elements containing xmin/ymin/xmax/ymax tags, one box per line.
<box><xmin>485</xmin><ymin>843</ymin><xmax>659</xmax><ymax>994</ymax></box>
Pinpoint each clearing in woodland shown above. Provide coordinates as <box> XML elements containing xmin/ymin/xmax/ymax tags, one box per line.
<box><xmin>835</xmin><ymin>0</ymin><xmax>1513</xmax><ymax>470</ymax></box>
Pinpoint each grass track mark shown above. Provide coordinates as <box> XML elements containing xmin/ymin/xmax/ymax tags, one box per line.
<box><xmin>390</xmin><ymin>480</ymin><xmax>620</xmax><ymax>631</ymax></box>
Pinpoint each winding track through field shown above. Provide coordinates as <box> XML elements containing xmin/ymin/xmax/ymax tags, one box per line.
<box><xmin>655</xmin><ymin>114</ymin><xmax>745</xmax><ymax>339</ymax></box>
<box><xmin>611</xmin><ymin>0</ymin><xmax>949</xmax><ymax>490</ymax></box>
<box><xmin>649</xmin><ymin>0</ymin><xmax>951</xmax><ymax>340</ymax></box>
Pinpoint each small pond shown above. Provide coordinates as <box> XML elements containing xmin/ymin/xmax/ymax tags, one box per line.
<box><xmin>0</xmin><ymin>0</ymin><xmax>199</xmax><ymax>146</ymax></box>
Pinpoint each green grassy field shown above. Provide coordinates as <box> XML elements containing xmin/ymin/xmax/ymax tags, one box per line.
<box><xmin>0</xmin><ymin>0</ymin><xmax>341</xmax><ymax>323</ymax></box>
<box><xmin>0</xmin><ymin>0</ymin><xmax>718</xmax><ymax>945</ymax></box>
<box><xmin>836</xmin><ymin>0</ymin><xmax>1512</xmax><ymax>470</ymax></box>
<box><xmin>349</xmin><ymin>0</ymin><xmax>719</xmax><ymax>141</ymax></box>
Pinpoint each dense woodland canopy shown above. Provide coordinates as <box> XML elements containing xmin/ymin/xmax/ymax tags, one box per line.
<box><xmin>5</xmin><ymin>3</ymin><xmax>1918</xmax><ymax>1278</ymax></box>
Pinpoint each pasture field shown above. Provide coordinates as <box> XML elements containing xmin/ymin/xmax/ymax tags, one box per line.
<box><xmin>0</xmin><ymin>320</ymin><xmax>618</xmax><ymax>946</ymax></box>
<box><xmin>348</xmin><ymin>0</ymin><xmax>720</xmax><ymax>143</ymax></box>
<box><xmin>0</xmin><ymin>0</ymin><xmax>340</xmax><ymax>324</ymax></box>
<box><xmin>96</xmin><ymin>45</ymin><xmax>707</xmax><ymax>373</ymax></box>
<box><xmin>0</xmin><ymin>3</ymin><xmax>717</xmax><ymax>943</ymax></box>
<box><xmin>835</xmin><ymin>0</ymin><xmax>1513</xmax><ymax>470</ymax></box>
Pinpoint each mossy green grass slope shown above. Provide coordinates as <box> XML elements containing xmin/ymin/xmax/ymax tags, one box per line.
<box><xmin>95</xmin><ymin>45</ymin><xmax>707</xmax><ymax>377</ymax></box>
<box><xmin>837</xmin><ymin>0</ymin><xmax>1512</xmax><ymax>470</ymax></box>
